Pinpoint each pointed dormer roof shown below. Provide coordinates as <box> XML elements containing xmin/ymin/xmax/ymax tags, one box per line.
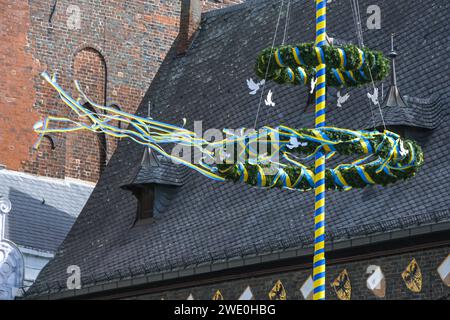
<box><xmin>121</xmin><ymin>147</ymin><xmax>190</xmax><ymax>189</ymax></box>
<box><xmin>381</xmin><ymin>34</ymin><xmax>408</xmax><ymax>108</ymax></box>
<box><xmin>366</xmin><ymin>34</ymin><xmax>444</xmax><ymax>130</ymax></box>
<box><xmin>141</xmin><ymin>145</ymin><xmax>160</xmax><ymax>168</ymax></box>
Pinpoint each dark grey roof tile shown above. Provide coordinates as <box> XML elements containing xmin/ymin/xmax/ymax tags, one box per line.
<box><xmin>29</xmin><ymin>0</ymin><xmax>450</xmax><ymax>294</ymax></box>
<box><xmin>0</xmin><ymin>170</ymin><xmax>93</xmax><ymax>252</ymax></box>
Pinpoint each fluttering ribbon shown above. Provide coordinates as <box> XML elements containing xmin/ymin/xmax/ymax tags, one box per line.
<box><xmin>34</xmin><ymin>71</ymin><xmax>423</xmax><ymax>192</ymax></box>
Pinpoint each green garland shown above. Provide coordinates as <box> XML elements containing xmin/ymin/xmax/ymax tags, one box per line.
<box><xmin>215</xmin><ymin>128</ymin><xmax>424</xmax><ymax>191</ymax></box>
<box><xmin>37</xmin><ymin>70</ymin><xmax>423</xmax><ymax>193</ymax></box>
<box><xmin>255</xmin><ymin>43</ymin><xmax>390</xmax><ymax>87</ymax></box>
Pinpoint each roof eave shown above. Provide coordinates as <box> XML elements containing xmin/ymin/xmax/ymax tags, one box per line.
<box><xmin>25</xmin><ymin>221</ymin><xmax>450</xmax><ymax>300</ymax></box>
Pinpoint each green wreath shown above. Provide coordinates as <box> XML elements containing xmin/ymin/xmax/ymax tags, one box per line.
<box><xmin>36</xmin><ymin>72</ymin><xmax>424</xmax><ymax>193</ymax></box>
<box><xmin>255</xmin><ymin>43</ymin><xmax>390</xmax><ymax>87</ymax></box>
<box><xmin>214</xmin><ymin>127</ymin><xmax>424</xmax><ymax>191</ymax></box>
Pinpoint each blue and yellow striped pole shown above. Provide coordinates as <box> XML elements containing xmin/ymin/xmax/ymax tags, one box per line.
<box><xmin>313</xmin><ymin>0</ymin><xmax>327</xmax><ymax>300</ymax></box>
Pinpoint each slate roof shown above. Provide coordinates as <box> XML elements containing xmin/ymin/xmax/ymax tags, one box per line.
<box><xmin>122</xmin><ymin>147</ymin><xmax>190</xmax><ymax>188</ymax></box>
<box><xmin>0</xmin><ymin>169</ymin><xmax>93</xmax><ymax>253</ymax></box>
<box><xmin>29</xmin><ymin>0</ymin><xmax>450</xmax><ymax>294</ymax></box>
<box><xmin>367</xmin><ymin>93</ymin><xmax>445</xmax><ymax>130</ymax></box>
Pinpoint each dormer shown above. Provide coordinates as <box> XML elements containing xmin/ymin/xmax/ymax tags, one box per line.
<box><xmin>121</xmin><ymin>147</ymin><xmax>189</xmax><ymax>225</ymax></box>
<box><xmin>367</xmin><ymin>35</ymin><xmax>443</xmax><ymax>141</ymax></box>
<box><xmin>382</xmin><ymin>36</ymin><xmax>408</xmax><ymax>110</ymax></box>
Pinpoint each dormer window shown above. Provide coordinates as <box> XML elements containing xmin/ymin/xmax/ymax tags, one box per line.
<box><xmin>366</xmin><ymin>34</ymin><xmax>441</xmax><ymax>142</ymax></box>
<box><xmin>121</xmin><ymin>147</ymin><xmax>189</xmax><ymax>227</ymax></box>
<box><xmin>132</xmin><ymin>184</ymin><xmax>155</xmax><ymax>222</ymax></box>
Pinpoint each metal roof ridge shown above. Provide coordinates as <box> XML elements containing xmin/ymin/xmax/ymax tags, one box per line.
<box><xmin>202</xmin><ymin>0</ymin><xmax>272</xmax><ymax>20</ymax></box>
<box><xmin>0</xmin><ymin>169</ymin><xmax>95</xmax><ymax>188</ymax></box>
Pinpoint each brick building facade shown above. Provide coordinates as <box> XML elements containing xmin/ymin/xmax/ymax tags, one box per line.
<box><xmin>0</xmin><ymin>0</ymin><xmax>243</xmax><ymax>183</ymax></box>
<box><xmin>26</xmin><ymin>0</ymin><xmax>450</xmax><ymax>300</ymax></box>
<box><xmin>119</xmin><ymin>244</ymin><xmax>450</xmax><ymax>300</ymax></box>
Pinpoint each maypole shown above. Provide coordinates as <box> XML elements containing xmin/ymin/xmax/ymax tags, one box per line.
<box><xmin>313</xmin><ymin>0</ymin><xmax>327</xmax><ymax>300</ymax></box>
<box><xmin>34</xmin><ymin>0</ymin><xmax>424</xmax><ymax>302</ymax></box>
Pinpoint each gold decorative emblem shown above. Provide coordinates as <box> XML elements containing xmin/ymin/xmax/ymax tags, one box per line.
<box><xmin>402</xmin><ymin>258</ymin><xmax>422</xmax><ymax>293</ymax></box>
<box><xmin>212</xmin><ymin>290</ymin><xmax>224</xmax><ymax>300</ymax></box>
<box><xmin>268</xmin><ymin>280</ymin><xmax>287</xmax><ymax>300</ymax></box>
<box><xmin>331</xmin><ymin>269</ymin><xmax>351</xmax><ymax>300</ymax></box>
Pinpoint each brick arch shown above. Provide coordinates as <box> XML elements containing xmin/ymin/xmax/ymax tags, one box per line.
<box><xmin>71</xmin><ymin>44</ymin><xmax>109</xmax><ymax>74</ymax></box>
<box><xmin>66</xmin><ymin>47</ymin><xmax>107</xmax><ymax>182</ymax></box>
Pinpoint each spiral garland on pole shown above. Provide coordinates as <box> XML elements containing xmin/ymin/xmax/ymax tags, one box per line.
<box><xmin>255</xmin><ymin>43</ymin><xmax>390</xmax><ymax>87</ymax></box>
<box><xmin>312</xmin><ymin>0</ymin><xmax>328</xmax><ymax>301</ymax></box>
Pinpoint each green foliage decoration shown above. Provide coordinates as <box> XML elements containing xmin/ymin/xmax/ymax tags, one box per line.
<box><xmin>255</xmin><ymin>43</ymin><xmax>390</xmax><ymax>87</ymax></box>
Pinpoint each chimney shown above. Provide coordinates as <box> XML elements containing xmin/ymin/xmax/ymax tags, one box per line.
<box><xmin>177</xmin><ymin>0</ymin><xmax>202</xmax><ymax>55</ymax></box>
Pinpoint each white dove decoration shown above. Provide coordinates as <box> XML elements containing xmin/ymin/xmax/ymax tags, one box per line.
<box><xmin>310</xmin><ymin>77</ymin><xmax>318</xmax><ymax>94</ymax></box>
<box><xmin>219</xmin><ymin>150</ymin><xmax>231</xmax><ymax>161</ymax></box>
<box><xmin>246</xmin><ymin>78</ymin><xmax>265</xmax><ymax>95</ymax></box>
<box><xmin>326</xmin><ymin>33</ymin><xmax>334</xmax><ymax>46</ymax></box>
<box><xmin>286</xmin><ymin>136</ymin><xmax>308</xmax><ymax>149</ymax></box>
<box><xmin>337</xmin><ymin>90</ymin><xmax>350</xmax><ymax>108</ymax></box>
<box><xmin>367</xmin><ymin>87</ymin><xmax>379</xmax><ymax>105</ymax></box>
<box><xmin>265</xmin><ymin>90</ymin><xmax>275</xmax><ymax>107</ymax></box>
<box><xmin>399</xmin><ymin>140</ymin><xmax>409</xmax><ymax>157</ymax></box>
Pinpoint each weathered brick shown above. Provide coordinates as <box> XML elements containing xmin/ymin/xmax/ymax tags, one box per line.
<box><xmin>1</xmin><ymin>0</ymin><xmax>244</xmax><ymax>182</ymax></box>
<box><xmin>136</xmin><ymin>246</ymin><xmax>450</xmax><ymax>300</ymax></box>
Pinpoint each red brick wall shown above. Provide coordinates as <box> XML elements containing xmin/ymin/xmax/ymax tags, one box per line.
<box><xmin>0</xmin><ymin>1</ymin><xmax>41</xmax><ymax>172</ymax></box>
<box><xmin>66</xmin><ymin>48</ymin><xmax>108</xmax><ymax>181</ymax></box>
<box><xmin>1</xmin><ymin>0</ymin><xmax>243</xmax><ymax>183</ymax></box>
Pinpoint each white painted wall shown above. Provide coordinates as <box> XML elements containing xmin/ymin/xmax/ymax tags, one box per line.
<box><xmin>16</xmin><ymin>246</ymin><xmax>54</xmax><ymax>296</ymax></box>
